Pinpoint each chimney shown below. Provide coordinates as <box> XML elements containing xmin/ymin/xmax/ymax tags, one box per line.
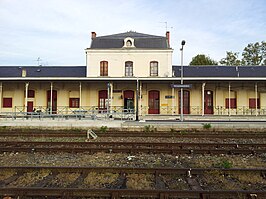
<box><xmin>91</xmin><ymin>32</ymin><xmax>96</xmax><ymax>40</ymax></box>
<box><xmin>166</xmin><ymin>31</ymin><xmax>170</xmax><ymax>47</ymax></box>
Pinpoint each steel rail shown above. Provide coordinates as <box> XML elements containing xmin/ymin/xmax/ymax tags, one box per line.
<box><xmin>0</xmin><ymin>188</ymin><xmax>265</xmax><ymax>198</ymax></box>
<box><xmin>0</xmin><ymin>166</ymin><xmax>265</xmax><ymax>173</ymax></box>
<box><xmin>0</xmin><ymin>131</ymin><xmax>266</xmax><ymax>138</ymax></box>
<box><xmin>0</xmin><ymin>141</ymin><xmax>265</xmax><ymax>154</ymax></box>
<box><xmin>1</xmin><ymin>141</ymin><xmax>265</xmax><ymax>148</ymax></box>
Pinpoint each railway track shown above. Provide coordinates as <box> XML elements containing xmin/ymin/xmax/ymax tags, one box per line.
<box><xmin>0</xmin><ymin>166</ymin><xmax>265</xmax><ymax>198</ymax></box>
<box><xmin>0</xmin><ymin>130</ymin><xmax>266</xmax><ymax>139</ymax></box>
<box><xmin>0</xmin><ymin>141</ymin><xmax>265</xmax><ymax>154</ymax></box>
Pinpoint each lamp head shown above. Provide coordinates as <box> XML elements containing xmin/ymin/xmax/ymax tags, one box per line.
<box><xmin>181</xmin><ymin>40</ymin><xmax>186</xmax><ymax>46</ymax></box>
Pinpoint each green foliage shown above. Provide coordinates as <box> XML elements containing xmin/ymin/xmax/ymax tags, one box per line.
<box><xmin>220</xmin><ymin>41</ymin><xmax>266</xmax><ymax>66</ymax></box>
<box><xmin>144</xmin><ymin>125</ymin><xmax>156</xmax><ymax>132</ymax></box>
<box><xmin>202</xmin><ymin>123</ymin><xmax>211</xmax><ymax>129</ymax></box>
<box><xmin>189</xmin><ymin>54</ymin><xmax>218</xmax><ymax>66</ymax></box>
<box><xmin>100</xmin><ymin>126</ymin><xmax>108</xmax><ymax>133</ymax></box>
<box><xmin>216</xmin><ymin>160</ymin><xmax>233</xmax><ymax>169</ymax></box>
<box><xmin>242</xmin><ymin>41</ymin><xmax>266</xmax><ymax>65</ymax></box>
<box><xmin>220</xmin><ymin>51</ymin><xmax>241</xmax><ymax>66</ymax></box>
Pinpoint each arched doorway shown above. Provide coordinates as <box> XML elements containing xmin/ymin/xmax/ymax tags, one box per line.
<box><xmin>123</xmin><ymin>90</ymin><xmax>134</xmax><ymax>112</ymax></box>
<box><xmin>148</xmin><ymin>90</ymin><xmax>160</xmax><ymax>114</ymax></box>
<box><xmin>47</xmin><ymin>90</ymin><xmax>57</xmax><ymax>114</ymax></box>
<box><xmin>178</xmin><ymin>90</ymin><xmax>190</xmax><ymax>114</ymax></box>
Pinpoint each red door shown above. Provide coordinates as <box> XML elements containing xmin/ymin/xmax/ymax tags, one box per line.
<box><xmin>148</xmin><ymin>90</ymin><xmax>160</xmax><ymax>114</ymax></box>
<box><xmin>204</xmin><ymin>90</ymin><xmax>213</xmax><ymax>114</ymax></box>
<box><xmin>178</xmin><ymin>90</ymin><xmax>190</xmax><ymax>114</ymax></box>
<box><xmin>47</xmin><ymin>90</ymin><xmax>57</xmax><ymax>114</ymax></box>
<box><xmin>27</xmin><ymin>101</ymin><xmax>34</xmax><ymax>112</ymax></box>
<box><xmin>98</xmin><ymin>90</ymin><xmax>108</xmax><ymax>111</ymax></box>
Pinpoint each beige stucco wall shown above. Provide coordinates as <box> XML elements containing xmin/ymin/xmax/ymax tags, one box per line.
<box><xmin>86</xmin><ymin>49</ymin><xmax>173</xmax><ymax>77</ymax></box>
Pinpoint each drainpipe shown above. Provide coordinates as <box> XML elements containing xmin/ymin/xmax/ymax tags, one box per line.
<box><xmin>25</xmin><ymin>82</ymin><xmax>29</xmax><ymax>112</ymax></box>
<box><xmin>139</xmin><ymin>81</ymin><xmax>142</xmax><ymax>117</ymax></box>
<box><xmin>172</xmin><ymin>82</ymin><xmax>175</xmax><ymax>115</ymax></box>
<box><xmin>202</xmin><ymin>83</ymin><xmax>206</xmax><ymax>116</ymax></box>
<box><xmin>79</xmin><ymin>82</ymin><xmax>82</xmax><ymax>108</ymax></box>
<box><xmin>0</xmin><ymin>82</ymin><xmax>2</xmax><ymax>113</ymax></box>
<box><xmin>50</xmin><ymin>82</ymin><xmax>53</xmax><ymax>114</ymax></box>
<box><xmin>110</xmin><ymin>82</ymin><xmax>113</xmax><ymax>115</ymax></box>
<box><xmin>136</xmin><ymin>78</ymin><xmax>139</xmax><ymax>121</ymax></box>
<box><xmin>255</xmin><ymin>83</ymin><xmax>258</xmax><ymax>116</ymax></box>
<box><xmin>228</xmin><ymin>83</ymin><xmax>231</xmax><ymax>116</ymax></box>
<box><xmin>107</xmin><ymin>82</ymin><xmax>110</xmax><ymax>117</ymax></box>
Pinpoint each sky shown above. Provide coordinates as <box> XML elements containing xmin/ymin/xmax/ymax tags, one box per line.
<box><xmin>0</xmin><ymin>0</ymin><xmax>265</xmax><ymax>66</ymax></box>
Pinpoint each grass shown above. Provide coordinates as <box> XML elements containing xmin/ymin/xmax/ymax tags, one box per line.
<box><xmin>144</xmin><ymin>125</ymin><xmax>156</xmax><ymax>132</ymax></box>
<box><xmin>202</xmin><ymin>123</ymin><xmax>212</xmax><ymax>130</ymax></box>
<box><xmin>216</xmin><ymin>159</ymin><xmax>233</xmax><ymax>169</ymax></box>
<box><xmin>100</xmin><ymin>126</ymin><xmax>108</xmax><ymax>133</ymax></box>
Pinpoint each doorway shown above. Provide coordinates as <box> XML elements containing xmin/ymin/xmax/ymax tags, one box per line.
<box><xmin>148</xmin><ymin>90</ymin><xmax>160</xmax><ymax>114</ymax></box>
<box><xmin>204</xmin><ymin>90</ymin><xmax>213</xmax><ymax>114</ymax></box>
<box><xmin>27</xmin><ymin>101</ymin><xmax>34</xmax><ymax>113</ymax></box>
<box><xmin>178</xmin><ymin>90</ymin><xmax>190</xmax><ymax>114</ymax></box>
<box><xmin>47</xmin><ymin>90</ymin><xmax>57</xmax><ymax>114</ymax></box>
<box><xmin>123</xmin><ymin>90</ymin><xmax>134</xmax><ymax>112</ymax></box>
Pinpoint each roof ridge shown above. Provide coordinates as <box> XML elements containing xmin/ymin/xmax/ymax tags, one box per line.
<box><xmin>96</xmin><ymin>31</ymin><xmax>165</xmax><ymax>39</ymax></box>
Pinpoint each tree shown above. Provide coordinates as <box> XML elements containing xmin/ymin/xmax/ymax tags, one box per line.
<box><xmin>220</xmin><ymin>51</ymin><xmax>241</xmax><ymax>66</ymax></box>
<box><xmin>242</xmin><ymin>41</ymin><xmax>266</xmax><ymax>65</ymax></box>
<box><xmin>189</xmin><ymin>54</ymin><xmax>218</xmax><ymax>66</ymax></box>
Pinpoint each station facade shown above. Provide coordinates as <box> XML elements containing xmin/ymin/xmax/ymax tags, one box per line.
<box><xmin>0</xmin><ymin>31</ymin><xmax>266</xmax><ymax>119</ymax></box>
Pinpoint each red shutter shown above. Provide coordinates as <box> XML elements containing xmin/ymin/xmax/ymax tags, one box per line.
<box><xmin>226</xmin><ymin>98</ymin><xmax>236</xmax><ymax>109</ymax></box>
<box><xmin>3</xmin><ymin>98</ymin><xmax>12</xmax><ymax>108</ymax></box>
<box><xmin>249</xmin><ymin>98</ymin><xmax>260</xmax><ymax>109</ymax></box>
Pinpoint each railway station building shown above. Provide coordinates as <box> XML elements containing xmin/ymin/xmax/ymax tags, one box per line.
<box><xmin>0</xmin><ymin>31</ymin><xmax>266</xmax><ymax>119</ymax></box>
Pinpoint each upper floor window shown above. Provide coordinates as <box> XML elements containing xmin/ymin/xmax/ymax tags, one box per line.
<box><xmin>150</xmin><ymin>61</ymin><xmax>158</xmax><ymax>76</ymax></box>
<box><xmin>125</xmin><ymin>61</ymin><xmax>133</xmax><ymax>77</ymax></box>
<box><xmin>100</xmin><ymin>61</ymin><xmax>108</xmax><ymax>76</ymax></box>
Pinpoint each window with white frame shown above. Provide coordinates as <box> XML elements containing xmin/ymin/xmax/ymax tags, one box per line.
<box><xmin>150</xmin><ymin>61</ymin><xmax>158</xmax><ymax>76</ymax></box>
<box><xmin>125</xmin><ymin>61</ymin><xmax>133</xmax><ymax>77</ymax></box>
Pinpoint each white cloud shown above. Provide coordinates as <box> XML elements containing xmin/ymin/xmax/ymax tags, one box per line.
<box><xmin>0</xmin><ymin>0</ymin><xmax>265</xmax><ymax>66</ymax></box>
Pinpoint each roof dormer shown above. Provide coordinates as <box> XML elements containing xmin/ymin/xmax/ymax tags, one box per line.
<box><xmin>123</xmin><ymin>37</ymin><xmax>135</xmax><ymax>48</ymax></box>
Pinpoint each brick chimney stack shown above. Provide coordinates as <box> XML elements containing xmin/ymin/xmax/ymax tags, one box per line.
<box><xmin>91</xmin><ymin>32</ymin><xmax>97</xmax><ymax>40</ymax></box>
<box><xmin>166</xmin><ymin>31</ymin><xmax>170</xmax><ymax>47</ymax></box>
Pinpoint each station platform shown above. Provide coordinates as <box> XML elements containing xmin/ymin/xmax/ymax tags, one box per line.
<box><xmin>0</xmin><ymin>115</ymin><xmax>266</xmax><ymax>130</ymax></box>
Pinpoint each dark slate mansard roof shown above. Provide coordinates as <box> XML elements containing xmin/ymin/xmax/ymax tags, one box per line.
<box><xmin>0</xmin><ymin>66</ymin><xmax>86</xmax><ymax>77</ymax></box>
<box><xmin>172</xmin><ymin>65</ymin><xmax>266</xmax><ymax>78</ymax></box>
<box><xmin>90</xmin><ymin>31</ymin><xmax>169</xmax><ymax>49</ymax></box>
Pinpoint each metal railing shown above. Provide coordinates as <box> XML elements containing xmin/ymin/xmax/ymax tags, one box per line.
<box><xmin>1</xmin><ymin>106</ymin><xmax>136</xmax><ymax>121</ymax></box>
<box><xmin>0</xmin><ymin>105</ymin><xmax>266</xmax><ymax>120</ymax></box>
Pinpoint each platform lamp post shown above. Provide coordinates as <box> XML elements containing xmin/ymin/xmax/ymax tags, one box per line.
<box><xmin>180</xmin><ymin>40</ymin><xmax>186</xmax><ymax>122</ymax></box>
